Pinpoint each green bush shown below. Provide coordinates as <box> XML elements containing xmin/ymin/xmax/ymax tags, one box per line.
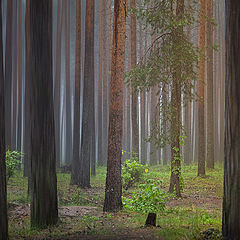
<box><xmin>6</xmin><ymin>150</ymin><xmax>23</xmax><ymax>181</ymax></box>
<box><xmin>122</xmin><ymin>179</ymin><xmax>168</xmax><ymax>213</ymax></box>
<box><xmin>121</xmin><ymin>152</ymin><xmax>148</xmax><ymax>190</ymax></box>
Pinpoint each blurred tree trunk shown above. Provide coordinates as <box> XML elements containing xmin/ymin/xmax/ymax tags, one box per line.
<box><xmin>71</xmin><ymin>0</ymin><xmax>81</xmax><ymax>186</ymax></box>
<box><xmin>206</xmin><ymin>0</ymin><xmax>214</xmax><ymax>169</ymax></box>
<box><xmin>198</xmin><ymin>0</ymin><xmax>206</xmax><ymax>176</ymax></box>
<box><xmin>64</xmin><ymin>0</ymin><xmax>72</xmax><ymax>165</ymax></box>
<box><xmin>54</xmin><ymin>0</ymin><xmax>63</xmax><ymax>168</ymax></box>
<box><xmin>24</xmin><ymin>0</ymin><xmax>30</xmax><ymax>178</ymax></box>
<box><xmin>17</xmin><ymin>0</ymin><xmax>23</xmax><ymax>152</ymax></box>
<box><xmin>79</xmin><ymin>0</ymin><xmax>95</xmax><ymax>188</ymax></box>
<box><xmin>130</xmin><ymin>0</ymin><xmax>139</xmax><ymax>157</ymax></box>
<box><xmin>0</xmin><ymin>0</ymin><xmax>8</xmax><ymax>237</ymax></box>
<box><xmin>12</xmin><ymin>1</ymin><xmax>17</xmax><ymax>150</ymax></box>
<box><xmin>104</xmin><ymin>0</ymin><xmax>127</xmax><ymax>212</ymax></box>
<box><xmin>222</xmin><ymin>1</ymin><xmax>240</xmax><ymax>238</ymax></box>
<box><xmin>5</xmin><ymin>0</ymin><xmax>13</xmax><ymax>149</ymax></box>
<box><xmin>29</xmin><ymin>0</ymin><xmax>58</xmax><ymax>227</ymax></box>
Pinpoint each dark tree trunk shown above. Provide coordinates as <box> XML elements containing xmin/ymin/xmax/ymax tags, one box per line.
<box><xmin>29</xmin><ymin>0</ymin><xmax>58</xmax><ymax>227</ymax></box>
<box><xmin>0</xmin><ymin>0</ymin><xmax>8</xmax><ymax>237</ymax></box>
<box><xmin>222</xmin><ymin>1</ymin><xmax>240</xmax><ymax>239</ymax></box>
<box><xmin>79</xmin><ymin>0</ymin><xmax>95</xmax><ymax>188</ymax></box>
<box><xmin>71</xmin><ymin>0</ymin><xmax>81</xmax><ymax>186</ymax></box>
<box><xmin>4</xmin><ymin>0</ymin><xmax>13</xmax><ymax>149</ymax></box>
<box><xmin>103</xmin><ymin>0</ymin><xmax>127</xmax><ymax>212</ymax></box>
<box><xmin>145</xmin><ymin>213</ymin><xmax>156</xmax><ymax>227</ymax></box>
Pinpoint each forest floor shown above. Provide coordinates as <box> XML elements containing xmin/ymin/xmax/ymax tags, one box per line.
<box><xmin>7</xmin><ymin>164</ymin><xmax>223</xmax><ymax>240</ymax></box>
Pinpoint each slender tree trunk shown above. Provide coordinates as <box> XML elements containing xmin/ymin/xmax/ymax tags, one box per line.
<box><xmin>104</xmin><ymin>0</ymin><xmax>127</xmax><ymax>212</ymax></box>
<box><xmin>223</xmin><ymin>1</ymin><xmax>240</xmax><ymax>238</ymax></box>
<box><xmin>5</xmin><ymin>0</ymin><xmax>13</xmax><ymax>149</ymax></box>
<box><xmin>54</xmin><ymin>0</ymin><xmax>63</xmax><ymax>168</ymax></box>
<box><xmin>130</xmin><ymin>0</ymin><xmax>139</xmax><ymax>156</ymax></box>
<box><xmin>29</xmin><ymin>0</ymin><xmax>58</xmax><ymax>227</ymax></box>
<box><xmin>169</xmin><ymin>0</ymin><xmax>184</xmax><ymax>198</ymax></box>
<box><xmin>71</xmin><ymin>0</ymin><xmax>81</xmax><ymax>186</ymax></box>
<box><xmin>24</xmin><ymin>0</ymin><xmax>31</xmax><ymax>178</ymax></box>
<box><xmin>198</xmin><ymin>0</ymin><xmax>206</xmax><ymax>176</ymax></box>
<box><xmin>206</xmin><ymin>0</ymin><xmax>214</xmax><ymax>169</ymax></box>
<box><xmin>64</xmin><ymin>0</ymin><xmax>72</xmax><ymax>165</ymax></box>
<box><xmin>98</xmin><ymin>0</ymin><xmax>104</xmax><ymax>166</ymax></box>
<box><xmin>79</xmin><ymin>0</ymin><xmax>95</xmax><ymax>188</ymax></box>
<box><xmin>0</xmin><ymin>0</ymin><xmax>8</xmax><ymax>237</ymax></box>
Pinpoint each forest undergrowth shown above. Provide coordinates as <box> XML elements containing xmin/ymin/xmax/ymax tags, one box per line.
<box><xmin>7</xmin><ymin>164</ymin><xmax>223</xmax><ymax>240</ymax></box>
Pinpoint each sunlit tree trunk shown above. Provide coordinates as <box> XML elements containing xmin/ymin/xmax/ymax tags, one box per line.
<box><xmin>198</xmin><ymin>0</ymin><xmax>206</xmax><ymax>176</ymax></box>
<box><xmin>79</xmin><ymin>0</ymin><xmax>95</xmax><ymax>188</ymax></box>
<box><xmin>0</xmin><ymin>0</ymin><xmax>8</xmax><ymax>237</ymax></box>
<box><xmin>222</xmin><ymin>1</ymin><xmax>240</xmax><ymax>238</ymax></box>
<box><xmin>206</xmin><ymin>0</ymin><xmax>214</xmax><ymax>169</ymax></box>
<box><xmin>71</xmin><ymin>0</ymin><xmax>81</xmax><ymax>186</ymax></box>
<box><xmin>104</xmin><ymin>0</ymin><xmax>127</xmax><ymax>212</ymax></box>
<box><xmin>29</xmin><ymin>0</ymin><xmax>58</xmax><ymax>227</ymax></box>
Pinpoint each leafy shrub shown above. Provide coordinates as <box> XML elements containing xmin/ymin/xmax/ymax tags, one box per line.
<box><xmin>122</xmin><ymin>179</ymin><xmax>168</xmax><ymax>213</ymax></box>
<box><xmin>121</xmin><ymin>152</ymin><xmax>148</xmax><ymax>190</ymax></box>
<box><xmin>6</xmin><ymin>150</ymin><xmax>23</xmax><ymax>181</ymax></box>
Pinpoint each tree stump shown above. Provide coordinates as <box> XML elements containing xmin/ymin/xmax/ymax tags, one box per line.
<box><xmin>145</xmin><ymin>213</ymin><xmax>156</xmax><ymax>227</ymax></box>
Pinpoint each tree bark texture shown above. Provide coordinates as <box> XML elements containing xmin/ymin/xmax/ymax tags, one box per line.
<box><xmin>29</xmin><ymin>0</ymin><xmax>58</xmax><ymax>227</ymax></box>
<box><xmin>104</xmin><ymin>0</ymin><xmax>127</xmax><ymax>212</ymax></box>
<box><xmin>222</xmin><ymin>1</ymin><xmax>240</xmax><ymax>239</ymax></box>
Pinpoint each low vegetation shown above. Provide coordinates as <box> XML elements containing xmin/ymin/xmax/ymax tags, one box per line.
<box><xmin>7</xmin><ymin>163</ymin><xmax>223</xmax><ymax>240</ymax></box>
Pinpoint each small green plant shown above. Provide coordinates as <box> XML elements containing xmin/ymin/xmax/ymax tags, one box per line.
<box><xmin>122</xmin><ymin>179</ymin><xmax>168</xmax><ymax>213</ymax></box>
<box><xmin>6</xmin><ymin>150</ymin><xmax>23</xmax><ymax>181</ymax></box>
<box><xmin>121</xmin><ymin>151</ymin><xmax>148</xmax><ymax>190</ymax></box>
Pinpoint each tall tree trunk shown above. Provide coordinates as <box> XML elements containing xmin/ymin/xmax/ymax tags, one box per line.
<box><xmin>98</xmin><ymin>0</ymin><xmax>104</xmax><ymax>166</ymax></box>
<box><xmin>12</xmin><ymin>1</ymin><xmax>17</xmax><ymax>150</ymax></box>
<box><xmin>198</xmin><ymin>0</ymin><xmax>206</xmax><ymax>176</ymax></box>
<box><xmin>130</xmin><ymin>0</ymin><xmax>139</xmax><ymax>156</ymax></box>
<box><xmin>206</xmin><ymin>0</ymin><xmax>214</xmax><ymax>169</ymax></box>
<box><xmin>71</xmin><ymin>0</ymin><xmax>81</xmax><ymax>186</ymax></box>
<box><xmin>54</xmin><ymin>0</ymin><xmax>63</xmax><ymax>168</ymax></box>
<box><xmin>169</xmin><ymin>0</ymin><xmax>184</xmax><ymax>198</ymax></box>
<box><xmin>5</xmin><ymin>0</ymin><xmax>13</xmax><ymax>149</ymax></box>
<box><xmin>17</xmin><ymin>0</ymin><xmax>23</xmax><ymax>152</ymax></box>
<box><xmin>64</xmin><ymin>0</ymin><xmax>72</xmax><ymax>165</ymax></box>
<box><xmin>0</xmin><ymin>0</ymin><xmax>8</xmax><ymax>237</ymax></box>
<box><xmin>24</xmin><ymin>0</ymin><xmax>31</xmax><ymax>178</ymax></box>
<box><xmin>29</xmin><ymin>0</ymin><xmax>58</xmax><ymax>227</ymax></box>
<box><xmin>223</xmin><ymin>1</ymin><xmax>240</xmax><ymax>238</ymax></box>
<box><xmin>79</xmin><ymin>0</ymin><xmax>95</xmax><ymax>188</ymax></box>
<box><xmin>104</xmin><ymin>0</ymin><xmax>127</xmax><ymax>212</ymax></box>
